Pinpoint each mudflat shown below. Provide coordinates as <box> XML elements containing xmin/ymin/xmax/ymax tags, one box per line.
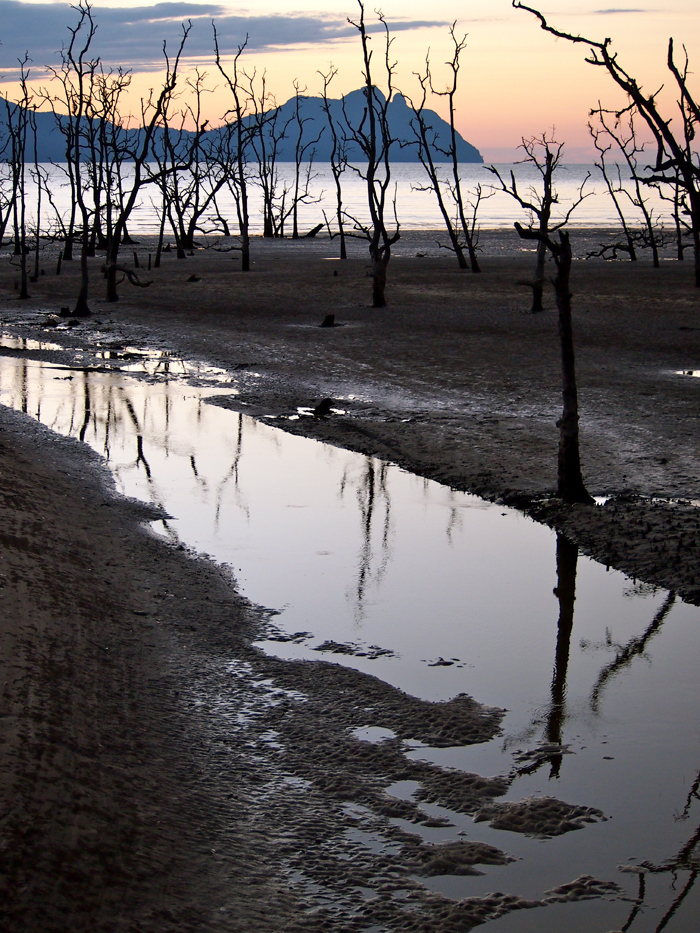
<box><xmin>1</xmin><ymin>232</ymin><xmax>699</xmax><ymax>930</ymax></box>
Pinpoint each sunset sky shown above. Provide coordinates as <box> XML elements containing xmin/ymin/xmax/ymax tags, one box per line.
<box><xmin>1</xmin><ymin>0</ymin><xmax>698</xmax><ymax>161</ymax></box>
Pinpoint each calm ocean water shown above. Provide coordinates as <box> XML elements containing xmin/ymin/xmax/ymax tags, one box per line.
<box><xmin>18</xmin><ymin>161</ymin><xmax>670</xmax><ymax>236</ymax></box>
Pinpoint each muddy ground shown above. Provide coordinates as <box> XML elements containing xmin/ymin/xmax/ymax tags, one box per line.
<box><xmin>1</xmin><ymin>231</ymin><xmax>700</xmax><ymax>930</ymax></box>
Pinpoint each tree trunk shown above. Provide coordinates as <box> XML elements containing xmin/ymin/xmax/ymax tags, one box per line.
<box><xmin>531</xmin><ymin>233</ymin><xmax>547</xmax><ymax>313</ymax></box>
<box><xmin>371</xmin><ymin>252</ymin><xmax>388</xmax><ymax>308</ymax></box>
<box><xmin>553</xmin><ymin>232</ymin><xmax>593</xmax><ymax>504</ymax></box>
<box><xmin>73</xmin><ymin>243</ymin><xmax>91</xmax><ymax>316</ymax></box>
<box><xmin>241</xmin><ymin>229</ymin><xmax>250</xmax><ymax>272</ymax></box>
<box><xmin>105</xmin><ymin>239</ymin><xmax>119</xmax><ymax>302</ymax></box>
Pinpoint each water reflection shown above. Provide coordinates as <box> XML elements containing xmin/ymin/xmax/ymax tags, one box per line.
<box><xmin>3</xmin><ymin>352</ymin><xmax>700</xmax><ymax>930</ymax></box>
<box><xmin>347</xmin><ymin>457</ymin><xmax>392</xmax><ymax>623</ymax></box>
<box><xmin>515</xmin><ymin>533</ymin><xmax>579</xmax><ymax>780</ymax></box>
<box><xmin>587</xmin><ymin>591</ymin><xmax>676</xmax><ymax>714</ymax></box>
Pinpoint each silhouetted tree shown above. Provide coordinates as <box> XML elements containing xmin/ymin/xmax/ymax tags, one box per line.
<box><xmin>514</xmin><ymin>1</ymin><xmax>700</xmax><ymax>286</ymax></box>
<box><xmin>514</xmin><ymin>221</ymin><xmax>594</xmax><ymax>503</ymax></box>
<box><xmin>589</xmin><ymin>107</ymin><xmax>664</xmax><ymax>265</ymax></box>
<box><xmin>345</xmin><ymin>1</ymin><xmax>400</xmax><ymax>307</ymax></box>
<box><xmin>489</xmin><ymin>134</ymin><xmax>590</xmax><ymax>313</ymax></box>
<box><xmin>3</xmin><ymin>57</ymin><xmax>33</xmax><ymax>299</ymax></box>
<box><xmin>102</xmin><ymin>21</ymin><xmax>197</xmax><ymax>301</ymax></box>
<box><xmin>288</xmin><ymin>80</ymin><xmax>323</xmax><ymax>239</ymax></box>
<box><xmin>318</xmin><ymin>65</ymin><xmax>348</xmax><ymax>259</ymax></box>
<box><xmin>214</xmin><ymin>31</ymin><xmax>254</xmax><ymax>271</ymax></box>
<box><xmin>427</xmin><ymin>25</ymin><xmax>482</xmax><ymax>272</ymax></box>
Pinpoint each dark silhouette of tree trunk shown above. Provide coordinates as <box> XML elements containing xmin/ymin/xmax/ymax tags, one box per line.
<box><xmin>30</xmin><ymin>108</ymin><xmax>44</xmax><ymax>283</ymax></box>
<box><xmin>514</xmin><ymin>1</ymin><xmax>700</xmax><ymax>286</ymax></box>
<box><xmin>345</xmin><ymin>1</ymin><xmax>400</xmax><ymax>307</ymax></box>
<box><xmin>407</xmin><ymin>63</ymin><xmax>468</xmax><ymax>270</ymax></box>
<box><xmin>546</xmin><ymin>533</ymin><xmax>578</xmax><ymax>778</ymax></box>
<box><xmin>515</xmin><ymin>223</ymin><xmax>594</xmax><ymax>503</ymax></box>
<box><xmin>214</xmin><ymin>31</ymin><xmax>253</xmax><ymax>271</ymax></box>
<box><xmin>318</xmin><ymin>66</ymin><xmax>348</xmax><ymax>259</ymax></box>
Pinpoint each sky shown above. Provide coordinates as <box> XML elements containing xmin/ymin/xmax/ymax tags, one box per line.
<box><xmin>1</xmin><ymin>0</ymin><xmax>698</xmax><ymax>161</ymax></box>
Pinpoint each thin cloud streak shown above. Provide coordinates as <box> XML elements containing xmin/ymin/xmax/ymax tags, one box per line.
<box><xmin>0</xmin><ymin>1</ymin><xmax>448</xmax><ymax>76</ymax></box>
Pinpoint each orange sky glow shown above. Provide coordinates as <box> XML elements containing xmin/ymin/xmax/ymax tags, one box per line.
<box><xmin>2</xmin><ymin>1</ymin><xmax>699</xmax><ymax>161</ymax></box>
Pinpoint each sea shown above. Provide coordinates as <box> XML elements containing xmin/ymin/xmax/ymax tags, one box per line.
<box><xmin>12</xmin><ymin>161</ymin><xmax>674</xmax><ymax>238</ymax></box>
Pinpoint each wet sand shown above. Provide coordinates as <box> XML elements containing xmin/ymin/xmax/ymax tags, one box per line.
<box><xmin>1</xmin><ymin>231</ymin><xmax>700</xmax><ymax>929</ymax></box>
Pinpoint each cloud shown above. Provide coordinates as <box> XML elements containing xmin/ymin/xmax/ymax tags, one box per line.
<box><xmin>0</xmin><ymin>1</ymin><xmax>448</xmax><ymax>76</ymax></box>
<box><xmin>591</xmin><ymin>8</ymin><xmax>651</xmax><ymax>12</ymax></box>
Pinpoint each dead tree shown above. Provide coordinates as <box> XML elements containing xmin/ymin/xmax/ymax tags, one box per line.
<box><xmin>214</xmin><ymin>31</ymin><xmax>253</xmax><ymax>271</ymax></box>
<box><xmin>513</xmin><ymin>1</ymin><xmax>700</xmax><ymax>286</ymax></box>
<box><xmin>489</xmin><ymin>134</ymin><xmax>590</xmax><ymax>313</ymax></box>
<box><xmin>288</xmin><ymin>81</ymin><xmax>323</xmax><ymax>239</ymax></box>
<box><xmin>40</xmin><ymin>2</ymin><xmax>100</xmax><ymax>314</ymax></box>
<box><xmin>3</xmin><ymin>57</ymin><xmax>33</xmax><ymax>299</ymax></box>
<box><xmin>245</xmin><ymin>71</ymin><xmax>291</xmax><ymax>238</ymax></box>
<box><xmin>149</xmin><ymin>70</ymin><xmax>225</xmax><ymax>257</ymax></box>
<box><xmin>0</xmin><ymin>125</ymin><xmax>11</xmax><ymax>246</ymax></box>
<box><xmin>589</xmin><ymin>123</ymin><xmax>639</xmax><ymax>260</ymax></box>
<box><xmin>345</xmin><ymin>1</ymin><xmax>400</xmax><ymax>307</ymax></box>
<box><xmin>102</xmin><ymin>22</ymin><xmax>196</xmax><ymax>301</ymax></box>
<box><xmin>589</xmin><ymin>107</ymin><xmax>664</xmax><ymax>265</ymax></box>
<box><xmin>428</xmin><ymin>25</ymin><xmax>482</xmax><ymax>272</ymax></box>
<box><xmin>407</xmin><ymin>51</ymin><xmax>489</xmax><ymax>272</ymax></box>
<box><xmin>515</xmin><ymin>223</ymin><xmax>593</xmax><ymax>504</ymax></box>
<box><xmin>407</xmin><ymin>63</ymin><xmax>468</xmax><ymax>269</ymax></box>
<box><xmin>318</xmin><ymin>65</ymin><xmax>348</xmax><ymax>259</ymax></box>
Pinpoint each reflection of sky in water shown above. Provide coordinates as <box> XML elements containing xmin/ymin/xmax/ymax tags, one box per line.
<box><xmin>2</xmin><ymin>354</ymin><xmax>700</xmax><ymax>930</ymax></box>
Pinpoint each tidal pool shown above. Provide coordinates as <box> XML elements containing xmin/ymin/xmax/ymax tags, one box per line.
<box><xmin>1</xmin><ymin>351</ymin><xmax>699</xmax><ymax>932</ymax></box>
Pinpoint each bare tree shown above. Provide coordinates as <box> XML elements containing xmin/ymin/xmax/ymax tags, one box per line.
<box><xmin>488</xmin><ymin>134</ymin><xmax>590</xmax><ymax>313</ymax></box>
<box><xmin>214</xmin><ymin>31</ymin><xmax>253</xmax><ymax>271</ymax></box>
<box><xmin>406</xmin><ymin>51</ymin><xmax>489</xmax><ymax>271</ymax></box>
<box><xmin>407</xmin><ymin>63</ymin><xmax>468</xmax><ymax>269</ymax></box>
<box><xmin>244</xmin><ymin>71</ymin><xmax>291</xmax><ymax>238</ymax></box>
<box><xmin>589</xmin><ymin>107</ymin><xmax>664</xmax><ymax>265</ymax></box>
<box><xmin>589</xmin><ymin>123</ymin><xmax>639</xmax><ymax>261</ymax></box>
<box><xmin>514</xmin><ymin>1</ymin><xmax>700</xmax><ymax>286</ymax></box>
<box><xmin>40</xmin><ymin>2</ymin><xmax>101</xmax><ymax>314</ymax></box>
<box><xmin>318</xmin><ymin>65</ymin><xmax>348</xmax><ymax>259</ymax></box>
<box><xmin>515</xmin><ymin>222</ymin><xmax>593</xmax><ymax>504</ymax></box>
<box><xmin>428</xmin><ymin>25</ymin><xmax>482</xmax><ymax>272</ymax></box>
<box><xmin>345</xmin><ymin>1</ymin><xmax>400</xmax><ymax>307</ymax></box>
<box><xmin>288</xmin><ymin>80</ymin><xmax>323</xmax><ymax>239</ymax></box>
<box><xmin>3</xmin><ymin>58</ymin><xmax>33</xmax><ymax>299</ymax></box>
<box><xmin>102</xmin><ymin>21</ymin><xmax>197</xmax><ymax>302</ymax></box>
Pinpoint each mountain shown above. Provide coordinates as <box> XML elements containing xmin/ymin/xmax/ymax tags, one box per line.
<box><xmin>204</xmin><ymin>88</ymin><xmax>483</xmax><ymax>164</ymax></box>
<box><xmin>0</xmin><ymin>88</ymin><xmax>482</xmax><ymax>164</ymax></box>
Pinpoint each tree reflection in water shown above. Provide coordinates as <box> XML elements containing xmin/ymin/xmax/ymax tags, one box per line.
<box><xmin>510</xmin><ymin>532</ymin><xmax>699</xmax><ymax>929</ymax></box>
<box><xmin>587</xmin><ymin>590</ymin><xmax>676</xmax><ymax>714</ymax></box>
<box><xmin>348</xmin><ymin>456</ymin><xmax>392</xmax><ymax>624</ymax></box>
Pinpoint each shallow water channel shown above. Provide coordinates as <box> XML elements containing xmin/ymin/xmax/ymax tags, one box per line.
<box><xmin>1</xmin><ymin>349</ymin><xmax>700</xmax><ymax>932</ymax></box>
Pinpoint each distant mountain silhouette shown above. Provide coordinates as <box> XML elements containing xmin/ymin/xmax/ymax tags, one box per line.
<box><xmin>204</xmin><ymin>88</ymin><xmax>483</xmax><ymax>163</ymax></box>
<box><xmin>0</xmin><ymin>88</ymin><xmax>482</xmax><ymax>164</ymax></box>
